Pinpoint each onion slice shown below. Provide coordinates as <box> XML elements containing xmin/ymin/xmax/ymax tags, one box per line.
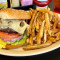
<box><xmin>1</xmin><ymin>35</ymin><xmax>23</xmax><ymax>41</ymax></box>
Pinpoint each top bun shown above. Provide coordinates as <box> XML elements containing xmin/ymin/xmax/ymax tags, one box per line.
<box><xmin>0</xmin><ymin>8</ymin><xmax>31</xmax><ymax>20</ymax></box>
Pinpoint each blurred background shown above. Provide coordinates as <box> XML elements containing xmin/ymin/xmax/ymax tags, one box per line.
<box><xmin>1</xmin><ymin>0</ymin><xmax>60</xmax><ymax>13</ymax></box>
<box><xmin>0</xmin><ymin>0</ymin><xmax>54</xmax><ymax>11</ymax></box>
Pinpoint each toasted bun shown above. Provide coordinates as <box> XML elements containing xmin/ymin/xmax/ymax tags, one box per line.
<box><xmin>6</xmin><ymin>44</ymin><xmax>24</xmax><ymax>49</ymax></box>
<box><xmin>0</xmin><ymin>8</ymin><xmax>31</xmax><ymax>19</ymax></box>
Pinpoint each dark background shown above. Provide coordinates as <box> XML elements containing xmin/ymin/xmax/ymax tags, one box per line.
<box><xmin>0</xmin><ymin>0</ymin><xmax>60</xmax><ymax>60</ymax></box>
<box><xmin>0</xmin><ymin>48</ymin><xmax>60</xmax><ymax>60</ymax></box>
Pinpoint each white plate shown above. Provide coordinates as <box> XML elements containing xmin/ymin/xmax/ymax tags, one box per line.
<box><xmin>0</xmin><ymin>14</ymin><xmax>60</xmax><ymax>57</ymax></box>
<box><xmin>0</xmin><ymin>41</ymin><xmax>60</xmax><ymax>56</ymax></box>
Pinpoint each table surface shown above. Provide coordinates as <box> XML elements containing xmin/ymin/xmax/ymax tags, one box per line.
<box><xmin>0</xmin><ymin>0</ymin><xmax>60</xmax><ymax>60</ymax></box>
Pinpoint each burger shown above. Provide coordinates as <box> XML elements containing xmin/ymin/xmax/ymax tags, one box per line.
<box><xmin>0</xmin><ymin>8</ymin><xmax>31</xmax><ymax>49</ymax></box>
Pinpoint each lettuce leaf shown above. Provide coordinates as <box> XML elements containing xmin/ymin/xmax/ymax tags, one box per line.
<box><xmin>7</xmin><ymin>33</ymin><xmax>27</xmax><ymax>45</ymax></box>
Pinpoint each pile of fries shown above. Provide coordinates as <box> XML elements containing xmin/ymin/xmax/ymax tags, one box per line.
<box><xmin>23</xmin><ymin>8</ymin><xmax>60</xmax><ymax>50</ymax></box>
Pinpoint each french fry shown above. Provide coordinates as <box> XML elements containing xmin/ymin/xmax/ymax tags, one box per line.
<box><xmin>48</xmin><ymin>35</ymin><xmax>60</xmax><ymax>43</ymax></box>
<box><xmin>31</xmin><ymin>12</ymin><xmax>39</xmax><ymax>36</ymax></box>
<box><xmin>34</xmin><ymin>12</ymin><xmax>39</xmax><ymax>25</ymax></box>
<box><xmin>57</xmin><ymin>22</ymin><xmax>60</xmax><ymax>29</ymax></box>
<box><xmin>36</xmin><ymin>7</ymin><xmax>41</xmax><ymax>11</ymax></box>
<box><xmin>26</xmin><ymin>8</ymin><xmax>60</xmax><ymax>51</ymax></box>
<box><xmin>45</xmin><ymin>13</ymin><xmax>50</xmax><ymax>30</ymax></box>
<box><xmin>41</xmin><ymin>12</ymin><xmax>45</xmax><ymax>21</ymax></box>
<box><xmin>30</xmin><ymin>10</ymin><xmax>37</xmax><ymax>25</ymax></box>
<box><xmin>49</xmin><ymin>14</ymin><xmax>52</xmax><ymax>21</ymax></box>
<box><xmin>35</xmin><ymin>19</ymin><xmax>40</xmax><ymax>31</ymax></box>
<box><xmin>36</xmin><ymin>7</ymin><xmax>53</xmax><ymax>15</ymax></box>
<box><xmin>54</xmin><ymin>13</ymin><xmax>58</xmax><ymax>20</ymax></box>
<box><xmin>29</xmin><ymin>11</ymin><xmax>40</xmax><ymax>45</ymax></box>
<box><xmin>32</xmin><ymin>12</ymin><xmax>40</xmax><ymax>36</ymax></box>
<box><xmin>36</xmin><ymin>21</ymin><xmax>45</xmax><ymax>44</ymax></box>
<box><xmin>23</xmin><ymin>40</ymin><xmax>52</xmax><ymax>50</ymax></box>
<box><xmin>33</xmin><ymin>40</ymin><xmax>37</xmax><ymax>44</ymax></box>
<box><xmin>47</xmin><ymin>36</ymin><xmax>56</xmax><ymax>42</ymax></box>
<box><xmin>55</xmin><ymin>32</ymin><xmax>60</xmax><ymax>36</ymax></box>
<box><xmin>30</xmin><ymin>8</ymin><xmax>34</xmax><ymax>13</ymax></box>
<box><xmin>37</xmin><ymin>12</ymin><xmax>42</xmax><ymax>21</ymax></box>
<box><xmin>29</xmin><ymin>35</ymin><xmax>33</xmax><ymax>45</ymax></box>
<box><xmin>25</xmin><ymin>38</ymin><xmax>29</xmax><ymax>45</ymax></box>
<box><xmin>51</xmin><ymin>29</ymin><xmax>60</xmax><ymax>33</ymax></box>
<box><xmin>53</xmin><ymin>21</ymin><xmax>58</xmax><ymax>29</ymax></box>
<box><xmin>44</xmin><ymin>30</ymin><xmax>47</xmax><ymax>43</ymax></box>
<box><xmin>31</xmin><ymin>26</ymin><xmax>35</xmax><ymax>36</ymax></box>
<box><xmin>27</xmin><ymin>10</ymin><xmax>37</xmax><ymax>35</ymax></box>
<box><xmin>54</xmin><ymin>30</ymin><xmax>60</xmax><ymax>40</ymax></box>
<box><xmin>48</xmin><ymin>29</ymin><xmax>60</xmax><ymax>36</ymax></box>
<box><xmin>56</xmin><ymin>36</ymin><xmax>60</xmax><ymax>40</ymax></box>
<box><xmin>48</xmin><ymin>30</ymin><xmax>52</xmax><ymax>36</ymax></box>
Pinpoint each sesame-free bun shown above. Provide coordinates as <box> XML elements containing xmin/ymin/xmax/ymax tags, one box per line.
<box><xmin>0</xmin><ymin>8</ymin><xmax>31</xmax><ymax>19</ymax></box>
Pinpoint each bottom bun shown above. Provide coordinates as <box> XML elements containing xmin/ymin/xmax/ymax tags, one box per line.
<box><xmin>6</xmin><ymin>44</ymin><xmax>24</xmax><ymax>49</ymax></box>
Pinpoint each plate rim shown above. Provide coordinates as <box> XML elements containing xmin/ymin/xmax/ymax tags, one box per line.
<box><xmin>0</xmin><ymin>14</ymin><xmax>60</xmax><ymax>57</ymax></box>
<box><xmin>0</xmin><ymin>41</ymin><xmax>60</xmax><ymax>57</ymax></box>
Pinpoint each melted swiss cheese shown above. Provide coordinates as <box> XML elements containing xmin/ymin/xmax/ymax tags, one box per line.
<box><xmin>0</xmin><ymin>19</ymin><xmax>29</xmax><ymax>34</ymax></box>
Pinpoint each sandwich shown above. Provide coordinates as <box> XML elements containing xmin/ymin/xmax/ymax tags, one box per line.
<box><xmin>0</xmin><ymin>8</ymin><xmax>31</xmax><ymax>49</ymax></box>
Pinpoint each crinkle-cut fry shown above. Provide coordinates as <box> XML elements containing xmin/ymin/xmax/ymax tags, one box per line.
<box><xmin>45</xmin><ymin>13</ymin><xmax>50</xmax><ymax>30</ymax></box>
<box><xmin>28</xmin><ymin>10</ymin><xmax>37</xmax><ymax>35</ymax></box>
<box><xmin>23</xmin><ymin>40</ymin><xmax>52</xmax><ymax>50</ymax></box>
<box><xmin>29</xmin><ymin>35</ymin><xmax>33</xmax><ymax>45</ymax></box>
<box><xmin>44</xmin><ymin>30</ymin><xmax>47</xmax><ymax>43</ymax></box>
<box><xmin>36</xmin><ymin>21</ymin><xmax>45</xmax><ymax>44</ymax></box>
<box><xmin>47</xmin><ymin>36</ymin><xmax>57</xmax><ymax>42</ymax></box>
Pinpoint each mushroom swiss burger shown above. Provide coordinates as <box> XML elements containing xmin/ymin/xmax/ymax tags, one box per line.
<box><xmin>0</xmin><ymin>8</ymin><xmax>31</xmax><ymax>49</ymax></box>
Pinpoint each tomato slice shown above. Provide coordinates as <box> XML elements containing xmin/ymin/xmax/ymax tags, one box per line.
<box><xmin>0</xmin><ymin>32</ymin><xmax>19</xmax><ymax>39</ymax></box>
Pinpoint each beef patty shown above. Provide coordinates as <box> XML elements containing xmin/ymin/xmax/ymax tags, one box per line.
<box><xmin>0</xmin><ymin>28</ymin><xmax>16</xmax><ymax>33</ymax></box>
